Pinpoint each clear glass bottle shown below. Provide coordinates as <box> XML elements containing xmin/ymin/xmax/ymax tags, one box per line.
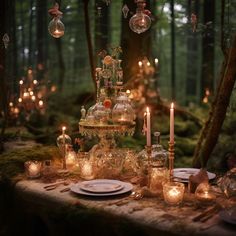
<box><xmin>149</xmin><ymin>132</ymin><xmax>169</xmax><ymax>191</ymax></box>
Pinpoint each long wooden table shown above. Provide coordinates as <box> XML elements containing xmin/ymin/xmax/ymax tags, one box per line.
<box><xmin>7</xmin><ymin>179</ymin><xmax>235</xmax><ymax>236</ymax></box>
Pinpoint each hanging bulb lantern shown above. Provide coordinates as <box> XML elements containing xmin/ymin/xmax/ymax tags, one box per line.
<box><xmin>48</xmin><ymin>16</ymin><xmax>65</xmax><ymax>38</ymax></box>
<box><xmin>129</xmin><ymin>0</ymin><xmax>151</xmax><ymax>34</ymax></box>
<box><xmin>48</xmin><ymin>3</ymin><xmax>65</xmax><ymax>38</ymax></box>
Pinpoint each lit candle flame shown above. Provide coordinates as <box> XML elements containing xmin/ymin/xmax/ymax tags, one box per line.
<box><xmin>138</xmin><ymin>61</ymin><xmax>142</xmax><ymax>67</ymax></box>
<box><xmin>147</xmin><ymin>61</ymin><xmax>151</xmax><ymax>67</ymax></box>
<box><xmin>62</xmin><ymin>126</ymin><xmax>66</xmax><ymax>132</ymax></box>
<box><xmin>171</xmin><ymin>102</ymin><xmax>174</xmax><ymax>109</ymax></box>
<box><xmin>155</xmin><ymin>58</ymin><xmax>159</xmax><ymax>65</ymax></box>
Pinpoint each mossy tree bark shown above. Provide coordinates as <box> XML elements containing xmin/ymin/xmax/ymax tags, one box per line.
<box><xmin>193</xmin><ymin>34</ymin><xmax>236</xmax><ymax>167</ymax></box>
<box><xmin>82</xmin><ymin>0</ymin><xmax>96</xmax><ymax>89</ymax></box>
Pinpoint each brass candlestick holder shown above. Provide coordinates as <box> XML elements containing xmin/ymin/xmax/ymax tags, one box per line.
<box><xmin>145</xmin><ymin>145</ymin><xmax>152</xmax><ymax>188</ymax></box>
<box><xmin>168</xmin><ymin>142</ymin><xmax>175</xmax><ymax>181</ymax></box>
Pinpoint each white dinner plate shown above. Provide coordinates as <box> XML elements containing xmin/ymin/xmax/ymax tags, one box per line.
<box><xmin>70</xmin><ymin>181</ymin><xmax>133</xmax><ymax>197</ymax></box>
<box><xmin>173</xmin><ymin>168</ymin><xmax>216</xmax><ymax>182</ymax></box>
<box><xmin>219</xmin><ymin>208</ymin><xmax>236</xmax><ymax>225</ymax></box>
<box><xmin>79</xmin><ymin>179</ymin><xmax>123</xmax><ymax>193</ymax></box>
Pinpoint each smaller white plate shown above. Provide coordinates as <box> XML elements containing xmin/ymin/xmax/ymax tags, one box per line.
<box><xmin>173</xmin><ymin>168</ymin><xmax>216</xmax><ymax>182</ymax></box>
<box><xmin>80</xmin><ymin>179</ymin><xmax>123</xmax><ymax>193</ymax></box>
<box><xmin>219</xmin><ymin>209</ymin><xmax>236</xmax><ymax>225</ymax></box>
<box><xmin>70</xmin><ymin>181</ymin><xmax>133</xmax><ymax>197</ymax></box>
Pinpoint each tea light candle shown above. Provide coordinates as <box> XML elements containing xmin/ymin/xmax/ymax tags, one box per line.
<box><xmin>65</xmin><ymin>151</ymin><xmax>77</xmax><ymax>168</ymax></box>
<box><xmin>25</xmin><ymin>161</ymin><xmax>42</xmax><ymax>178</ymax></box>
<box><xmin>195</xmin><ymin>183</ymin><xmax>216</xmax><ymax>203</ymax></box>
<box><xmin>80</xmin><ymin>161</ymin><xmax>94</xmax><ymax>180</ymax></box>
<box><xmin>163</xmin><ymin>182</ymin><xmax>185</xmax><ymax>205</ymax></box>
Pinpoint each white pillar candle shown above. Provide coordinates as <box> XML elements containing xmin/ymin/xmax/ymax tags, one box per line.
<box><xmin>170</xmin><ymin>102</ymin><xmax>174</xmax><ymax>143</ymax></box>
<box><xmin>146</xmin><ymin>107</ymin><xmax>151</xmax><ymax>146</ymax></box>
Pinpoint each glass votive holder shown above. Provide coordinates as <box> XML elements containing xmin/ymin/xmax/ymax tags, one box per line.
<box><xmin>25</xmin><ymin>161</ymin><xmax>42</xmax><ymax>179</ymax></box>
<box><xmin>150</xmin><ymin>167</ymin><xmax>169</xmax><ymax>191</ymax></box>
<box><xmin>163</xmin><ymin>182</ymin><xmax>185</xmax><ymax>206</ymax></box>
<box><xmin>78</xmin><ymin>153</ymin><xmax>95</xmax><ymax>180</ymax></box>
<box><xmin>195</xmin><ymin>182</ymin><xmax>216</xmax><ymax>204</ymax></box>
<box><xmin>65</xmin><ymin>150</ymin><xmax>77</xmax><ymax>169</ymax></box>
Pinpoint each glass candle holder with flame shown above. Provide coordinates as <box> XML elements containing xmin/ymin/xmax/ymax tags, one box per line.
<box><xmin>48</xmin><ymin>16</ymin><xmax>65</xmax><ymax>38</ymax></box>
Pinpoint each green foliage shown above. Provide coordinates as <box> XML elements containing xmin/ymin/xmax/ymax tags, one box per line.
<box><xmin>0</xmin><ymin>146</ymin><xmax>60</xmax><ymax>180</ymax></box>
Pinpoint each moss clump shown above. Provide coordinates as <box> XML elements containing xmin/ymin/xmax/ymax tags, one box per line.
<box><xmin>0</xmin><ymin>146</ymin><xmax>60</xmax><ymax>180</ymax></box>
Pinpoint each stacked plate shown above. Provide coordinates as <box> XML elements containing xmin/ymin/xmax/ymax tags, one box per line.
<box><xmin>70</xmin><ymin>179</ymin><xmax>133</xmax><ymax>197</ymax></box>
<box><xmin>173</xmin><ymin>168</ymin><xmax>216</xmax><ymax>183</ymax></box>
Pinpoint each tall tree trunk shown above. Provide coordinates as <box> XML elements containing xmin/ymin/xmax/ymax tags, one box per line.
<box><xmin>121</xmin><ymin>0</ymin><xmax>152</xmax><ymax>83</ymax></box>
<box><xmin>36</xmin><ymin>0</ymin><xmax>48</xmax><ymax>80</ymax></box>
<box><xmin>94</xmin><ymin>0</ymin><xmax>110</xmax><ymax>61</ymax></box>
<box><xmin>193</xmin><ymin>34</ymin><xmax>236</xmax><ymax>167</ymax></box>
<box><xmin>82</xmin><ymin>0</ymin><xmax>96</xmax><ymax>88</ymax></box>
<box><xmin>170</xmin><ymin>0</ymin><xmax>176</xmax><ymax>100</ymax></box>
<box><xmin>20</xmin><ymin>0</ymin><xmax>26</xmax><ymax>72</ymax></box>
<box><xmin>28</xmin><ymin>0</ymin><xmax>34</xmax><ymax>67</ymax></box>
<box><xmin>201</xmin><ymin>0</ymin><xmax>215</xmax><ymax>99</ymax></box>
<box><xmin>0</xmin><ymin>0</ymin><xmax>8</xmax><ymax>153</ymax></box>
<box><xmin>10</xmin><ymin>0</ymin><xmax>18</xmax><ymax>94</ymax></box>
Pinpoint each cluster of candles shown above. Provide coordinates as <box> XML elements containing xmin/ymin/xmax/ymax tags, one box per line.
<box><xmin>144</xmin><ymin>102</ymin><xmax>174</xmax><ymax>147</ymax></box>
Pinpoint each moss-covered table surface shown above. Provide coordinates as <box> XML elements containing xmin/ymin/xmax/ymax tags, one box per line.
<box><xmin>10</xmin><ymin>179</ymin><xmax>235</xmax><ymax>236</ymax></box>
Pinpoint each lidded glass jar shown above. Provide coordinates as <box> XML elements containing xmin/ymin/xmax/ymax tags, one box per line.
<box><xmin>112</xmin><ymin>92</ymin><xmax>135</xmax><ymax>124</ymax></box>
<box><xmin>94</xmin><ymin>102</ymin><xmax>108</xmax><ymax>124</ymax></box>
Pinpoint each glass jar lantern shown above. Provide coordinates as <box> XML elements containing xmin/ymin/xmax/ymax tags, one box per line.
<box><xmin>112</xmin><ymin>92</ymin><xmax>135</xmax><ymax>124</ymax></box>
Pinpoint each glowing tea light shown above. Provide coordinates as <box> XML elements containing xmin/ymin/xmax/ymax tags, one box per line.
<box><xmin>163</xmin><ymin>182</ymin><xmax>185</xmax><ymax>205</ymax></box>
<box><xmin>25</xmin><ymin>161</ymin><xmax>42</xmax><ymax>178</ymax></box>
<box><xmin>146</xmin><ymin>61</ymin><xmax>151</xmax><ymax>67</ymax></box>
<box><xmin>80</xmin><ymin>161</ymin><xmax>94</xmax><ymax>180</ymax></box>
<box><xmin>18</xmin><ymin>98</ymin><xmax>22</xmax><ymax>103</ymax></box>
<box><xmin>29</xmin><ymin>91</ymin><xmax>34</xmax><ymax>96</ymax></box>
<box><xmin>126</xmin><ymin>89</ymin><xmax>131</xmax><ymax>95</ymax></box>
<box><xmin>65</xmin><ymin>151</ymin><xmax>77</xmax><ymax>168</ymax></box>
<box><xmin>38</xmin><ymin>100</ymin><xmax>44</xmax><ymax>107</ymax></box>
<box><xmin>154</xmin><ymin>58</ymin><xmax>159</xmax><ymax>66</ymax></box>
<box><xmin>19</xmin><ymin>80</ymin><xmax>23</xmax><ymax>85</ymax></box>
<box><xmin>195</xmin><ymin>182</ymin><xmax>216</xmax><ymax>204</ymax></box>
<box><xmin>9</xmin><ymin>102</ymin><xmax>13</xmax><ymax>107</ymax></box>
<box><xmin>33</xmin><ymin>80</ymin><xmax>38</xmax><ymax>85</ymax></box>
<box><xmin>31</xmin><ymin>95</ymin><xmax>36</xmax><ymax>101</ymax></box>
<box><xmin>14</xmin><ymin>107</ymin><xmax>19</xmax><ymax>114</ymax></box>
<box><xmin>138</xmin><ymin>61</ymin><xmax>142</xmax><ymax>68</ymax></box>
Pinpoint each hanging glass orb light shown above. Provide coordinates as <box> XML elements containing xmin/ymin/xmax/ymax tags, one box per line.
<box><xmin>129</xmin><ymin>0</ymin><xmax>151</xmax><ymax>34</ymax></box>
<box><xmin>48</xmin><ymin>16</ymin><xmax>65</xmax><ymax>38</ymax></box>
<box><xmin>48</xmin><ymin>3</ymin><xmax>65</xmax><ymax>38</ymax></box>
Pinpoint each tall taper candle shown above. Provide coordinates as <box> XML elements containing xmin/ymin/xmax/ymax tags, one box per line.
<box><xmin>170</xmin><ymin>103</ymin><xmax>174</xmax><ymax>143</ymax></box>
<box><xmin>146</xmin><ymin>107</ymin><xmax>151</xmax><ymax>146</ymax></box>
<box><xmin>62</xmin><ymin>126</ymin><xmax>66</xmax><ymax>169</ymax></box>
